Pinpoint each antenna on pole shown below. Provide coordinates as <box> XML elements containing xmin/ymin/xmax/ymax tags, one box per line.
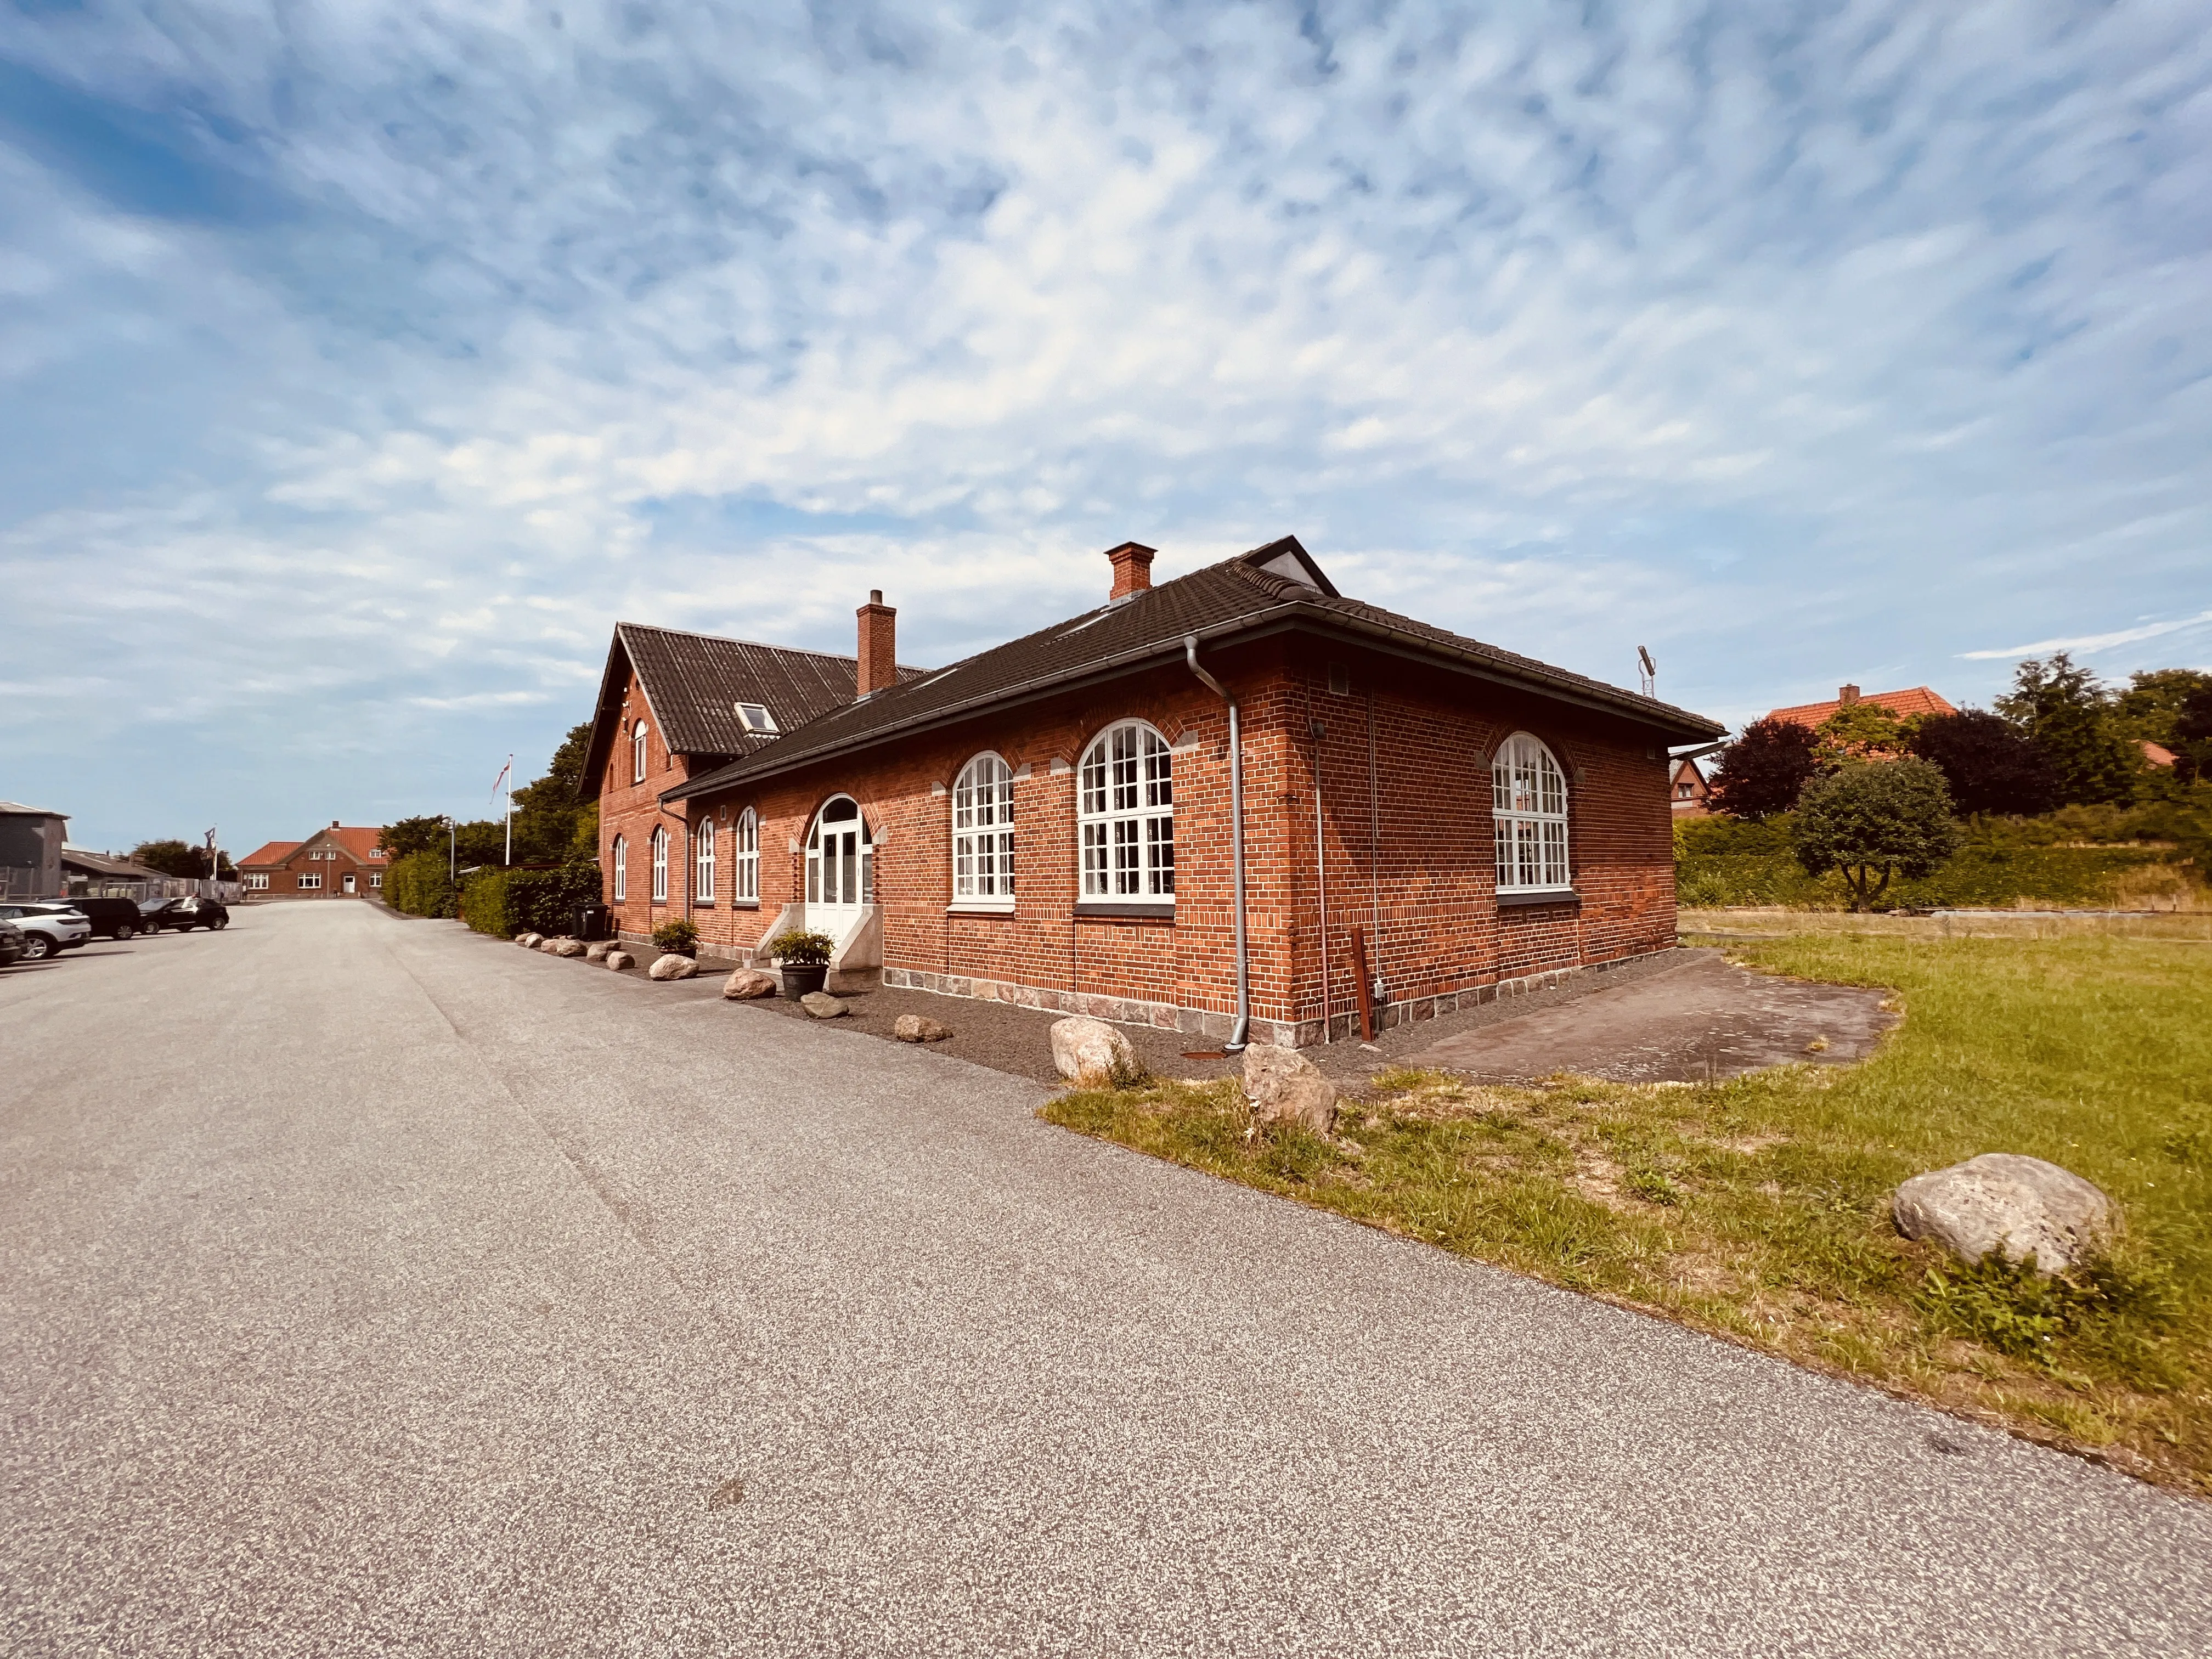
<box><xmin>1637</xmin><ymin>646</ymin><xmax>1657</xmax><ymax>699</ymax></box>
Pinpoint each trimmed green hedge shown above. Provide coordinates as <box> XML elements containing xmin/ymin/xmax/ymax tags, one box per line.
<box><xmin>383</xmin><ymin>850</ymin><xmax>458</xmax><ymax>918</ymax></box>
<box><xmin>461</xmin><ymin>864</ymin><xmax>602</xmax><ymax>938</ymax></box>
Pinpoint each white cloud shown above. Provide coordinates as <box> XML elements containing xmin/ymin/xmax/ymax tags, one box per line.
<box><xmin>1959</xmin><ymin>610</ymin><xmax>2212</xmax><ymax>661</ymax></box>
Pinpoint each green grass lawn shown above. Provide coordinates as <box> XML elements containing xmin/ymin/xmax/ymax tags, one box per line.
<box><xmin>1041</xmin><ymin>933</ymin><xmax>2212</xmax><ymax>1495</ymax></box>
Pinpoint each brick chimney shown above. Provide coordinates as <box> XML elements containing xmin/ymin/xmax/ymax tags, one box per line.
<box><xmin>856</xmin><ymin>590</ymin><xmax>896</xmax><ymax>698</ymax></box>
<box><xmin>1838</xmin><ymin>684</ymin><xmax>1860</xmax><ymax>707</ymax></box>
<box><xmin>1104</xmin><ymin>541</ymin><xmax>1156</xmax><ymax>602</ymax></box>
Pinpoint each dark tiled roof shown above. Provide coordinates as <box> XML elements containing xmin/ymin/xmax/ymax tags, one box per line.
<box><xmin>579</xmin><ymin>623</ymin><xmax>929</xmax><ymax>799</ymax></box>
<box><xmin>668</xmin><ymin>537</ymin><xmax>1723</xmax><ymax>802</ymax></box>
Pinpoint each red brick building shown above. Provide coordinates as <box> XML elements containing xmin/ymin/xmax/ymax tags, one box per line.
<box><xmin>589</xmin><ymin>539</ymin><xmax>1723</xmax><ymax>1047</ymax></box>
<box><xmin>580</xmin><ymin>622</ymin><xmax>924</xmax><ymax>943</ymax></box>
<box><xmin>238</xmin><ymin>823</ymin><xmax>390</xmax><ymax>898</ymax></box>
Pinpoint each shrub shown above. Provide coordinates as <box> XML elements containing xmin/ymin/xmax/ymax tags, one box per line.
<box><xmin>1790</xmin><ymin>758</ymin><xmax>1962</xmax><ymax>910</ymax></box>
<box><xmin>383</xmin><ymin>849</ymin><xmax>456</xmax><ymax>917</ymax></box>
<box><xmin>1908</xmin><ymin>710</ymin><xmax>2056</xmax><ymax>816</ymax></box>
<box><xmin>765</xmin><ymin>928</ymin><xmax>834</xmax><ymax>965</ymax></box>
<box><xmin>651</xmin><ymin>917</ymin><xmax>700</xmax><ymax>957</ymax></box>
<box><xmin>461</xmin><ymin>864</ymin><xmax>602</xmax><ymax>938</ymax></box>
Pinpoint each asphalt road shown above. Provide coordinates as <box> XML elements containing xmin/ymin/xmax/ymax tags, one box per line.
<box><xmin>3</xmin><ymin>904</ymin><xmax>2207</xmax><ymax>1656</ymax></box>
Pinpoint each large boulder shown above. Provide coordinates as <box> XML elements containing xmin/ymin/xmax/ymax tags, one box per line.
<box><xmin>1050</xmin><ymin>1016</ymin><xmax>1137</xmax><ymax>1087</ymax></box>
<box><xmin>648</xmin><ymin>953</ymin><xmax>699</xmax><ymax>981</ymax></box>
<box><xmin>722</xmin><ymin>968</ymin><xmax>778</xmax><ymax>1000</ymax></box>
<box><xmin>515</xmin><ymin>932</ymin><xmax>543</xmax><ymax>949</ymax></box>
<box><xmin>603</xmin><ymin>950</ymin><xmax>635</xmax><ymax>971</ymax></box>
<box><xmin>584</xmin><ymin>941</ymin><xmax>617</xmax><ymax>962</ymax></box>
<box><xmin>894</xmin><ymin>1013</ymin><xmax>953</xmax><ymax>1042</ymax></box>
<box><xmin>1893</xmin><ymin>1153</ymin><xmax>2115</xmax><ymax>1273</ymax></box>
<box><xmin>800</xmin><ymin>991</ymin><xmax>847</xmax><ymax>1019</ymax></box>
<box><xmin>1243</xmin><ymin>1043</ymin><xmax>1338</xmax><ymax>1135</ymax></box>
<box><xmin>544</xmin><ymin>937</ymin><xmax>586</xmax><ymax>958</ymax></box>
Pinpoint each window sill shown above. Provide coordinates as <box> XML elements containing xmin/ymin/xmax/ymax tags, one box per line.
<box><xmin>947</xmin><ymin>900</ymin><xmax>1017</xmax><ymax>915</ymax></box>
<box><xmin>1498</xmin><ymin>888</ymin><xmax>1579</xmax><ymax>909</ymax></box>
<box><xmin>1075</xmin><ymin>902</ymin><xmax>1176</xmax><ymax>921</ymax></box>
<box><xmin>730</xmin><ymin>900</ymin><xmax>760</xmax><ymax>910</ymax></box>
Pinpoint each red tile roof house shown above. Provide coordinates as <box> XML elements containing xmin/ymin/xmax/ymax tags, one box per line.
<box><xmin>1765</xmin><ymin>684</ymin><xmax>1957</xmax><ymax>729</ymax></box>
<box><xmin>582</xmin><ymin>538</ymin><xmax>1724</xmax><ymax>1048</ymax></box>
<box><xmin>238</xmin><ymin>823</ymin><xmax>390</xmax><ymax>899</ymax></box>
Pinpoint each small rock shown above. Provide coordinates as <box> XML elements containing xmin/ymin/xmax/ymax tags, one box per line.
<box><xmin>648</xmin><ymin>953</ymin><xmax>699</xmax><ymax>981</ymax></box>
<box><xmin>1893</xmin><ymin>1153</ymin><xmax>2115</xmax><ymax>1273</ymax></box>
<box><xmin>1243</xmin><ymin>1043</ymin><xmax>1339</xmax><ymax>1135</ymax></box>
<box><xmin>1049</xmin><ymin>1015</ymin><xmax>1138</xmax><ymax>1086</ymax></box>
<box><xmin>544</xmin><ymin>937</ymin><xmax>585</xmax><ymax>957</ymax></box>
<box><xmin>800</xmin><ymin>990</ymin><xmax>846</xmax><ymax>1019</ymax></box>
<box><xmin>722</xmin><ymin>968</ymin><xmax>778</xmax><ymax>1000</ymax></box>
<box><xmin>1358</xmin><ymin>1042</ymin><xmax>1381</xmax><ymax>1053</ymax></box>
<box><xmin>603</xmin><ymin>950</ymin><xmax>635</xmax><ymax>970</ymax></box>
<box><xmin>894</xmin><ymin>1013</ymin><xmax>953</xmax><ymax>1042</ymax></box>
<box><xmin>584</xmin><ymin>941</ymin><xmax>616</xmax><ymax>962</ymax></box>
<box><xmin>515</xmin><ymin>932</ymin><xmax>543</xmax><ymax>949</ymax></box>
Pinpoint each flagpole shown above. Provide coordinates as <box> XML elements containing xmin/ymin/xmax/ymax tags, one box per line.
<box><xmin>504</xmin><ymin>753</ymin><xmax>514</xmax><ymax>866</ymax></box>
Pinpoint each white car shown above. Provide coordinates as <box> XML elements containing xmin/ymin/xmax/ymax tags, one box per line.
<box><xmin>0</xmin><ymin>904</ymin><xmax>93</xmax><ymax>961</ymax></box>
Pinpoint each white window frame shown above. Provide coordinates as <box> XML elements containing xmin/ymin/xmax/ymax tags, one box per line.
<box><xmin>612</xmin><ymin>835</ymin><xmax>627</xmax><ymax>902</ymax></box>
<box><xmin>633</xmin><ymin>720</ymin><xmax>650</xmax><ymax>784</ymax></box>
<box><xmin>297</xmin><ymin>873</ymin><xmax>323</xmax><ymax>891</ymax></box>
<box><xmin>369</xmin><ymin>872</ymin><xmax>382</xmax><ymax>889</ymax></box>
<box><xmin>1493</xmin><ymin>732</ymin><xmax>1572</xmax><ymax>894</ymax></box>
<box><xmin>651</xmin><ymin>826</ymin><xmax>668</xmax><ymax>904</ymax></box>
<box><xmin>732</xmin><ymin>808</ymin><xmax>759</xmax><ymax>902</ymax></box>
<box><xmin>951</xmin><ymin>752</ymin><xmax>1016</xmax><ymax>909</ymax></box>
<box><xmin>245</xmin><ymin>873</ymin><xmax>269</xmax><ymax>890</ymax></box>
<box><xmin>1077</xmin><ymin>720</ymin><xmax>1175</xmax><ymax>904</ymax></box>
<box><xmin>695</xmin><ymin>818</ymin><xmax>715</xmax><ymax>903</ymax></box>
<box><xmin>805</xmin><ymin>796</ymin><xmax>873</xmax><ymax>910</ymax></box>
<box><xmin>736</xmin><ymin>702</ymin><xmax>777</xmax><ymax>733</ymax></box>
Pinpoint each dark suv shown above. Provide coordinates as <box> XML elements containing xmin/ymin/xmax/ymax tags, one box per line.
<box><xmin>63</xmin><ymin>896</ymin><xmax>148</xmax><ymax>940</ymax></box>
<box><xmin>143</xmin><ymin>896</ymin><xmax>230</xmax><ymax>933</ymax></box>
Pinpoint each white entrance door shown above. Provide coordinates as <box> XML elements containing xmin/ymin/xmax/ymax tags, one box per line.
<box><xmin>805</xmin><ymin>796</ymin><xmax>872</xmax><ymax>917</ymax></box>
<box><xmin>343</xmin><ymin>873</ymin><xmax>357</xmax><ymax>895</ymax></box>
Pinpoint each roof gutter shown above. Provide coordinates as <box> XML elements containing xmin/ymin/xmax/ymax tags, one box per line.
<box><xmin>1183</xmin><ymin>635</ymin><xmax>1251</xmax><ymax>1056</ymax></box>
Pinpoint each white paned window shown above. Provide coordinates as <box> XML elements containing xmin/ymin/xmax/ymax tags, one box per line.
<box><xmin>633</xmin><ymin>720</ymin><xmax>649</xmax><ymax>783</ymax></box>
<box><xmin>695</xmin><ymin>819</ymin><xmax>715</xmax><ymax>902</ymax></box>
<box><xmin>297</xmin><ymin>874</ymin><xmax>322</xmax><ymax>890</ymax></box>
<box><xmin>369</xmin><ymin>872</ymin><xmax>382</xmax><ymax>889</ymax></box>
<box><xmin>732</xmin><ymin>808</ymin><xmax>759</xmax><ymax>901</ymax></box>
<box><xmin>651</xmin><ymin>827</ymin><xmax>668</xmax><ymax>902</ymax></box>
<box><xmin>612</xmin><ymin>835</ymin><xmax>627</xmax><ymax>902</ymax></box>
<box><xmin>1492</xmin><ymin>732</ymin><xmax>1571</xmax><ymax>893</ymax></box>
<box><xmin>952</xmin><ymin>753</ymin><xmax>1016</xmax><ymax>904</ymax></box>
<box><xmin>245</xmin><ymin>873</ymin><xmax>268</xmax><ymax>890</ymax></box>
<box><xmin>1078</xmin><ymin>721</ymin><xmax>1174</xmax><ymax>901</ymax></box>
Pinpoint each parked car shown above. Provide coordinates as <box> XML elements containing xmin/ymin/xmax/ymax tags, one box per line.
<box><xmin>143</xmin><ymin>896</ymin><xmax>230</xmax><ymax>933</ymax></box>
<box><xmin>60</xmin><ymin>895</ymin><xmax>150</xmax><ymax>941</ymax></box>
<box><xmin>0</xmin><ymin>918</ymin><xmax>22</xmax><ymax>967</ymax></box>
<box><xmin>0</xmin><ymin>904</ymin><xmax>93</xmax><ymax>960</ymax></box>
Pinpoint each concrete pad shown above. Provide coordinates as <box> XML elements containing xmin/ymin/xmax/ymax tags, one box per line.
<box><xmin>1405</xmin><ymin>949</ymin><xmax>1897</xmax><ymax>1083</ymax></box>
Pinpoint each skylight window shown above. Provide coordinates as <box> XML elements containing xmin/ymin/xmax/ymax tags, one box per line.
<box><xmin>736</xmin><ymin>703</ymin><xmax>778</xmax><ymax>733</ymax></box>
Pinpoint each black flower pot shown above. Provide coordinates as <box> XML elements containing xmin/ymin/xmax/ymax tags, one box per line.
<box><xmin>778</xmin><ymin>963</ymin><xmax>828</xmax><ymax>1000</ymax></box>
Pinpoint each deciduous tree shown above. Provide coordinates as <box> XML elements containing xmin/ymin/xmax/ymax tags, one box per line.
<box><xmin>1791</xmin><ymin>758</ymin><xmax>1962</xmax><ymax>910</ymax></box>
<box><xmin>1706</xmin><ymin>717</ymin><xmax>1819</xmax><ymax>820</ymax></box>
<box><xmin>1906</xmin><ymin>710</ymin><xmax>2056</xmax><ymax>817</ymax></box>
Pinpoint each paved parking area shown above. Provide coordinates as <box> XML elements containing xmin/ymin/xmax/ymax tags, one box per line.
<box><xmin>3</xmin><ymin>903</ymin><xmax>2206</xmax><ymax>1656</ymax></box>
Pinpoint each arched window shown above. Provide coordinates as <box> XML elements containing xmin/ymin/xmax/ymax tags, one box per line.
<box><xmin>1078</xmin><ymin>721</ymin><xmax>1173</xmax><ymax>901</ymax></box>
<box><xmin>633</xmin><ymin>720</ymin><xmax>649</xmax><ymax>783</ymax></box>
<box><xmin>805</xmin><ymin>795</ymin><xmax>872</xmax><ymax>910</ymax></box>
<box><xmin>611</xmin><ymin>834</ymin><xmax>628</xmax><ymax>902</ymax></box>
<box><xmin>952</xmin><ymin>753</ymin><xmax>1015</xmax><ymax>904</ymax></box>
<box><xmin>1493</xmin><ymin>733</ymin><xmax>1570</xmax><ymax>893</ymax></box>
<box><xmin>695</xmin><ymin>817</ymin><xmax>715</xmax><ymax>902</ymax></box>
<box><xmin>732</xmin><ymin>808</ymin><xmax>759</xmax><ymax>902</ymax></box>
<box><xmin>651</xmin><ymin>826</ymin><xmax>668</xmax><ymax>903</ymax></box>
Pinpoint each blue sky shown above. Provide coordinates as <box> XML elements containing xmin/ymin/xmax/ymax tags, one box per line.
<box><xmin>2</xmin><ymin>1</ymin><xmax>2207</xmax><ymax>856</ymax></box>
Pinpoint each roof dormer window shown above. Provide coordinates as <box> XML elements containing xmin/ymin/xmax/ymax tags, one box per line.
<box><xmin>736</xmin><ymin>703</ymin><xmax>778</xmax><ymax>733</ymax></box>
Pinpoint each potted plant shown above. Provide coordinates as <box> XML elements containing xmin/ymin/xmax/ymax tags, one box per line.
<box><xmin>765</xmin><ymin>928</ymin><xmax>834</xmax><ymax>999</ymax></box>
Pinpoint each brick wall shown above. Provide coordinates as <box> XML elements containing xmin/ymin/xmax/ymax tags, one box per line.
<box><xmin>661</xmin><ymin>633</ymin><xmax>1679</xmax><ymax>1045</ymax></box>
<box><xmin>597</xmin><ymin>664</ymin><xmax>700</xmax><ymax>941</ymax></box>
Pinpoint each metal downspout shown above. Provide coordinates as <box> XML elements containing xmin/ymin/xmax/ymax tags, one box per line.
<box><xmin>1184</xmin><ymin>636</ymin><xmax>1251</xmax><ymax>1053</ymax></box>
